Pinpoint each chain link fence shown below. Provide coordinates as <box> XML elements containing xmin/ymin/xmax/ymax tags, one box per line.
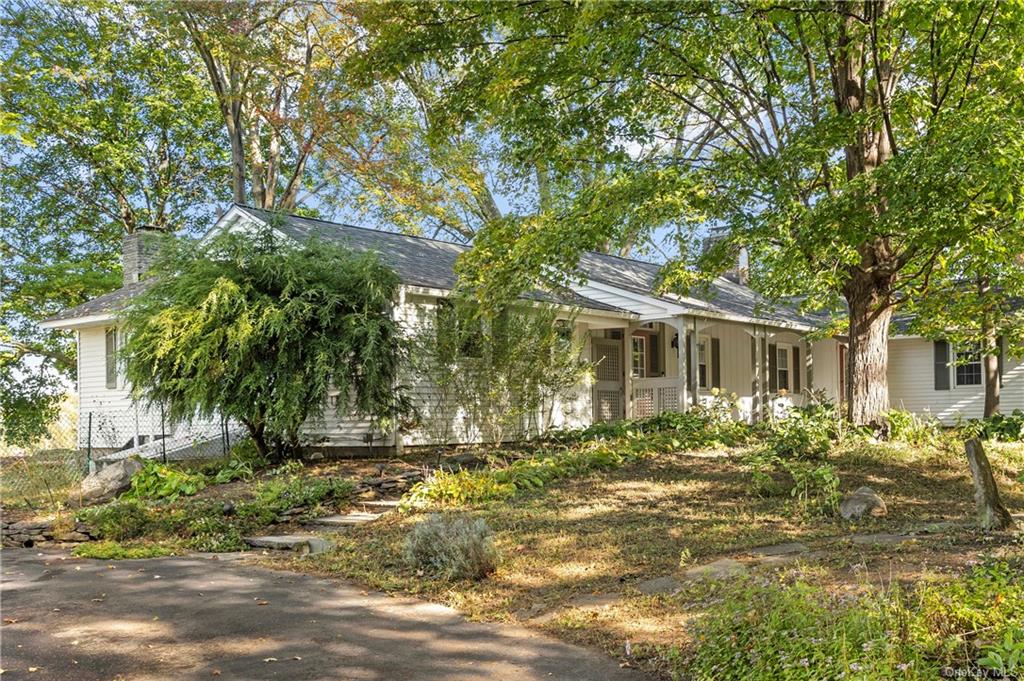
<box><xmin>1</xmin><ymin>404</ymin><xmax>241</xmax><ymax>509</ymax></box>
<box><xmin>0</xmin><ymin>410</ymin><xmax>85</xmax><ymax>509</ymax></box>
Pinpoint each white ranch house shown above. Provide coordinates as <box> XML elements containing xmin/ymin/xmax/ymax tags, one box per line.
<box><xmin>42</xmin><ymin>205</ymin><xmax>1024</xmax><ymax>457</ymax></box>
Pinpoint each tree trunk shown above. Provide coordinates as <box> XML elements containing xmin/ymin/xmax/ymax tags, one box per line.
<box><xmin>833</xmin><ymin>2</ymin><xmax>897</xmax><ymax>428</ymax></box>
<box><xmin>844</xmin><ymin>275</ymin><xmax>893</xmax><ymax>426</ymax></box>
<box><xmin>964</xmin><ymin>438</ymin><xmax>1014</xmax><ymax>530</ymax></box>
<box><xmin>979</xmin><ymin>274</ymin><xmax>1000</xmax><ymax>417</ymax></box>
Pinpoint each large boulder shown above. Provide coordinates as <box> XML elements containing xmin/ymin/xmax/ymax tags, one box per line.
<box><xmin>73</xmin><ymin>458</ymin><xmax>143</xmax><ymax>504</ymax></box>
<box><xmin>839</xmin><ymin>486</ymin><xmax>887</xmax><ymax>520</ymax></box>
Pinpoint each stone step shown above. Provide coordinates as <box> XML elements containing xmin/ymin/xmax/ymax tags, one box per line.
<box><xmin>358</xmin><ymin>499</ymin><xmax>401</xmax><ymax>509</ymax></box>
<box><xmin>243</xmin><ymin>535</ymin><xmax>334</xmax><ymax>555</ymax></box>
<box><xmin>308</xmin><ymin>511</ymin><xmax>385</xmax><ymax>528</ymax></box>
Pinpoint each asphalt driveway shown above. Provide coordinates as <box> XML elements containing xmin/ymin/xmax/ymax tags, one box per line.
<box><xmin>0</xmin><ymin>549</ymin><xmax>650</xmax><ymax>681</ymax></box>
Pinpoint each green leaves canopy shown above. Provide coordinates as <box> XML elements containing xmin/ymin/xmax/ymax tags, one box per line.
<box><xmin>120</xmin><ymin>227</ymin><xmax>409</xmax><ymax>459</ymax></box>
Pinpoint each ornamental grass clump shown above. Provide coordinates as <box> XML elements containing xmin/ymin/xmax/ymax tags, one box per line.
<box><xmin>402</xmin><ymin>513</ymin><xmax>498</xmax><ymax>581</ymax></box>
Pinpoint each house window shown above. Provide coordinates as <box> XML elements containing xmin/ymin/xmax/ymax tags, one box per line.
<box><xmin>697</xmin><ymin>337</ymin><xmax>709</xmax><ymax>389</ymax></box>
<box><xmin>955</xmin><ymin>344</ymin><xmax>982</xmax><ymax>387</ymax></box>
<box><xmin>776</xmin><ymin>344</ymin><xmax>790</xmax><ymax>392</ymax></box>
<box><xmin>631</xmin><ymin>336</ymin><xmax>647</xmax><ymax>378</ymax></box>
<box><xmin>105</xmin><ymin>327</ymin><xmax>118</xmax><ymax>389</ymax></box>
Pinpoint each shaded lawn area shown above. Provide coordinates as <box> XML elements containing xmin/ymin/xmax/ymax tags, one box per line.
<box><xmin>269</xmin><ymin>440</ymin><xmax>1024</xmax><ymax>678</ymax></box>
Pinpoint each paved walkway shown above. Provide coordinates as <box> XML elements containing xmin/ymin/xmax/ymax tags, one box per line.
<box><xmin>1</xmin><ymin>550</ymin><xmax>649</xmax><ymax>681</ymax></box>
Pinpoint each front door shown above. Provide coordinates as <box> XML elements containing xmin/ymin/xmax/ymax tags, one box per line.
<box><xmin>592</xmin><ymin>338</ymin><xmax>624</xmax><ymax>422</ymax></box>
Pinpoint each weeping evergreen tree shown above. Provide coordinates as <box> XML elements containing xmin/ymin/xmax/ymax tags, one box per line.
<box><xmin>121</xmin><ymin>226</ymin><xmax>410</xmax><ymax>461</ymax></box>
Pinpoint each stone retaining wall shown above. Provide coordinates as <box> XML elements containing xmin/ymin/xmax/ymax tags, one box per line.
<box><xmin>1</xmin><ymin>519</ymin><xmax>98</xmax><ymax>548</ymax></box>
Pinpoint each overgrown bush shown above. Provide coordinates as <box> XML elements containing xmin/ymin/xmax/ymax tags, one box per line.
<box><xmin>742</xmin><ymin>452</ymin><xmax>840</xmax><ymax>516</ymax></box>
<box><xmin>123</xmin><ymin>460</ymin><xmax>207</xmax><ymax>501</ymax></box>
<box><xmin>403</xmin><ymin>513</ymin><xmax>498</xmax><ymax>581</ymax></box>
<box><xmin>886</xmin><ymin>408</ymin><xmax>943</xmax><ymax>445</ymax></box>
<box><xmin>79</xmin><ymin>468</ymin><xmax>354</xmax><ymax>550</ymax></box>
<box><xmin>962</xmin><ymin>409</ymin><xmax>1024</xmax><ymax>442</ymax></box>
<box><xmin>685</xmin><ymin>560</ymin><xmax>1024</xmax><ymax>680</ymax></box>
<box><xmin>756</xmin><ymin>404</ymin><xmax>840</xmax><ymax>459</ymax></box>
<box><xmin>78</xmin><ymin>499</ymin><xmax>154</xmax><ymax>540</ymax></box>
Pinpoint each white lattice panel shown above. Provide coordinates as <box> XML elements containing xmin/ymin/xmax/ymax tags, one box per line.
<box><xmin>595</xmin><ymin>347</ymin><xmax>620</xmax><ymax>381</ymax></box>
<box><xmin>634</xmin><ymin>388</ymin><xmax>655</xmax><ymax>418</ymax></box>
<box><xmin>658</xmin><ymin>387</ymin><xmax>679</xmax><ymax>414</ymax></box>
<box><xmin>596</xmin><ymin>390</ymin><xmax>621</xmax><ymax>422</ymax></box>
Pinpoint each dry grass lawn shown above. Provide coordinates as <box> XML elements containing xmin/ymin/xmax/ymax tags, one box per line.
<box><xmin>263</xmin><ymin>439</ymin><xmax>1024</xmax><ymax>677</ymax></box>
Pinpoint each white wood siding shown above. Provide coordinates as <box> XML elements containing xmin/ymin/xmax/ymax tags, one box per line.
<box><xmin>887</xmin><ymin>338</ymin><xmax>1024</xmax><ymax>424</ymax></box>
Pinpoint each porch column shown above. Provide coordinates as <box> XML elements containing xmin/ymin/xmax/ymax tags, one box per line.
<box><xmin>668</xmin><ymin>317</ymin><xmax>688</xmax><ymax>412</ymax></box>
<box><xmin>805</xmin><ymin>337</ymin><xmax>814</xmax><ymax>392</ymax></box>
<box><xmin>750</xmin><ymin>325</ymin><xmax>760</xmax><ymax>422</ymax></box>
<box><xmin>624</xmin><ymin>321</ymin><xmax>638</xmax><ymax>419</ymax></box>
<box><xmin>688</xmin><ymin>316</ymin><xmax>699</xmax><ymax>409</ymax></box>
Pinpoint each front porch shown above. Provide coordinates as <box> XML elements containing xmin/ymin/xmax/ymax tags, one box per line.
<box><xmin>581</xmin><ymin>310</ymin><xmax>814</xmax><ymax>425</ymax></box>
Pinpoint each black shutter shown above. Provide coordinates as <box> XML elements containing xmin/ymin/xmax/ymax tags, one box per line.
<box><xmin>650</xmin><ymin>334</ymin><xmax>660</xmax><ymax>375</ymax></box>
<box><xmin>934</xmin><ymin>340</ymin><xmax>950</xmax><ymax>391</ymax></box>
<box><xmin>105</xmin><ymin>327</ymin><xmax>118</xmax><ymax>389</ymax></box>
<box><xmin>686</xmin><ymin>332</ymin><xmax>694</xmax><ymax>393</ymax></box>
<box><xmin>792</xmin><ymin>346</ymin><xmax>801</xmax><ymax>393</ymax></box>
<box><xmin>711</xmin><ymin>337</ymin><xmax>721</xmax><ymax>389</ymax></box>
<box><xmin>768</xmin><ymin>343</ymin><xmax>778</xmax><ymax>392</ymax></box>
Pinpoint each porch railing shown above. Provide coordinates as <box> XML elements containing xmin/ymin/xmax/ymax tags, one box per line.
<box><xmin>631</xmin><ymin>377</ymin><xmax>682</xmax><ymax>418</ymax></box>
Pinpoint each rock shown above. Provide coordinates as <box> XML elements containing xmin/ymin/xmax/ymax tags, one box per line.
<box><xmin>839</xmin><ymin>486</ymin><xmax>887</xmax><ymax>520</ymax></box>
<box><xmin>683</xmin><ymin>558</ymin><xmax>747</xmax><ymax>580</ymax></box>
<box><xmin>635</xmin><ymin>576</ymin><xmax>681</xmax><ymax>595</ymax></box>
<box><xmin>74</xmin><ymin>458</ymin><xmax>143</xmax><ymax>504</ymax></box>
<box><xmin>9</xmin><ymin>520</ymin><xmax>53</xmax><ymax>533</ymax></box>
<box><xmin>56</xmin><ymin>531</ymin><xmax>91</xmax><ymax>542</ymax></box>
<box><xmin>243</xmin><ymin>535</ymin><xmax>335</xmax><ymax>555</ymax></box>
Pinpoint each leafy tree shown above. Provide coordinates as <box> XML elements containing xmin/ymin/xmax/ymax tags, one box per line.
<box><xmin>146</xmin><ymin>0</ymin><xmax>372</xmax><ymax>212</ymax></box>
<box><xmin>358</xmin><ymin>1</ymin><xmax>1024</xmax><ymax>425</ymax></box>
<box><xmin>120</xmin><ymin>226</ymin><xmax>410</xmax><ymax>461</ymax></box>
<box><xmin>409</xmin><ymin>298</ymin><xmax>588</xmax><ymax>447</ymax></box>
<box><xmin>0</xmin><ymin>0</ymin><xmax>228</xmax><ymax>441</ymax></box>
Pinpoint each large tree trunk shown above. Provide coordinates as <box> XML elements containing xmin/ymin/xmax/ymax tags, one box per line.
<box><xmin>834</xmin><ymin>2</ymin><xmax>897</xmax><ymax>427</ymax></box>
<box><xmin>844</xmin><ymin>271</ymin><xmax>893</xmax><ymax>426</ymax></box>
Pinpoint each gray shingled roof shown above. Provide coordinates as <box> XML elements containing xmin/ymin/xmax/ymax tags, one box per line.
<box><xmin>45</xmin><ymin>204</ymin><xmax>824</xmax><ymax>327</ymax></box>
<box><xmin>576</xmin><ymin>251</ymin><xmax>827</xmax><ymax>327</ymax></box>
<box><xmin>43</xmin><ymin>281</ymin><xmax>150</xmax><ymax>323</ymax></box>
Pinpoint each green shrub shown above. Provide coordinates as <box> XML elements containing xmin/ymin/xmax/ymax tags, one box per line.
<box><xmin>403</xmin><ymin>469</ymin><xmax>515</xmax><ymax>507</ymax></box>
<box><xmin>72</xmin><ymin>540</ymin><xmax>175</xmax><ymax>560</ymax></box>
<box><xmin>784</xmin><ymin>460</ymin><xmax>840</xmax><ymax>516</ymax></box>
<box><xmin>403</xmin><ymin>513</ymin><xmax>498</xmax><ymax>581</ymax></box>
<box><xmin>78</xmin><ymin>499</ymin><xmax>155</xmax><ymax>540</ymax></box>
<box><xmin>757</xmin><ymin>405</ymin><xmax>839</xmax><ymax>459</ymax></box>
<box><xmin>254</xmin><ymin>474</ymin><xmax>353</xmax><ymax>514</ymax></box>
<box><xmin>886</xmin><ymin>408</ymin><xmax>943</xmax><ymax>445</ymax></box>
<box><xmin>685</xmin><ymin>560</ymin><xmax>1024</xmax><ymax>680</ymax></box>
<box><xmin>205</xmin><ymin>457</ymin><xmax>255</xmax><ymax>485</ymax></box>
<box><xmin>742</xmin><ymin>452</ymin><xmax>840</xmax><ymax>516</ymax></box>
<box><xmin>123</xmin><ymin>460</ymin><xmax>206</xmax><ymax>501</ymax></box>
<box><xmin>962</xmin><ymin>409</ymin><xmax>1024</xmax><ymax>442</ymax></box>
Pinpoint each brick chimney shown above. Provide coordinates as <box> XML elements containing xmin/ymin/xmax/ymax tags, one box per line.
<box><xmin>701</xmin><ymin>227</ymin><xmax>749</xmax><ymax>286</ymax></box>
<box><xmin>122</xmin><ymin>227</ymin><xmax>164</xmax><ymax>285</ymax></box>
